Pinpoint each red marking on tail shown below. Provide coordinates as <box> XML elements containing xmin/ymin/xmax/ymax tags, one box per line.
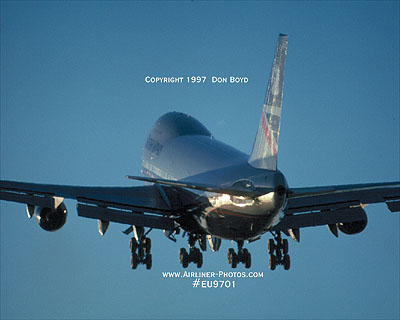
<box><xmin>261</xmin><ymin>112</ymin><xmax>277</xmax><ymax>155</ymax></box>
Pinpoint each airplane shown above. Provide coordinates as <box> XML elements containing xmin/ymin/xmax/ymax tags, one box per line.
<box><xmin>1</xmin><ymin>34</ymin><xmax>399</xmax><ymax>271</ymax></box>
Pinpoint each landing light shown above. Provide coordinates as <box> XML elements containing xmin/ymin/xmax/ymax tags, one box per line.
<box><xmin>230</xmin><ymin>196</ymin><xmax>254</xmax><ymax>207</ymax></box>
<box><xmin>210</xmin><ymin>194</ymin><xmax>255</xmax><ymax>208</ymax></box>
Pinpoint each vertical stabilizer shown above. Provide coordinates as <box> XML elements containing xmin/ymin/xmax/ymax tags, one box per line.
<box><xmin>248</xmin><ymin>34</ymin><xmax>288</xmax><ymax>171</ymax></box>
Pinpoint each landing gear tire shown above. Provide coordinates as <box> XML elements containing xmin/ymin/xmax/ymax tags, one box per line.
<box><xmin>178</xmin><ymin>233</ymin><xmax>207</xmax><ymax>268</ymax></box>
<box><xmin>243</xmin><ymin>248</ymin><xmax>251</xmax><ymax>269</ymax></box>
<box><xmin>189</xmin><ymin>248</ymin><xmax>203</xmax><ymax>268</ymax></box>
<box><xmin>283</xmin><ymin>254</ymin><xmax>290</xmax><ymax>271</ymax></box>
<box><xmin>228</xmin><ymin>241</ymin><xmax>252</xmax><ymax>269</ymax></box>
<box><xmin>231</xmin><ymin>253</ymin><xmax>238</xmax><ymax>268</ymax></box>
<box><xmin>138</xmin><ymin>248</ymin><xmax>145</xmax><ymax>259</ymax></box>
<box><xmin>268</xmin><ymin>239</ymin><xmax>275</xmax><ymax>254</ymax></box>
<box><xmin>179</xmin><ymin>248</ymin><xmax>189</xmax><ymax>268</ymax></box>
<box><xmin>269</xmin><ymin>254</ymin><xmax>277</xmax><ymax>271</ymax></box>
<box><xmin>144</xmin><ymin>237</ymin><xmax>152</xmax><ymax>254</ymax></box>
<box><xmin>130</xmin><ymin>238</ymin><xmax>138</xmax><ymax>253</ymax></box>
<box><xmin>227</xmin><ymin>248</ymin><xmax>238</xmax><ymax>268</ymax></box>
<box><xmin>268</xmin><ymin>232</ymin><xmax>291</xmax><ymax>270</ymax></box>
<box><xmin>131</xmin><ymin>253</ymin><xmax>139</xmax><ymax>269</ymax></box>
<box><xmin>145</xmin><ymin>254</ymin><xmax>152</xmax><ymax>270</ymax></box>
<box><xmin>128</xmin><ymin>229</ymin><xmax>153</xmax><ymax>270</ymax></box>
<box><xmin>281</xmin><ymin>239</ymin><xmax>289</xmax><ymax>254</ymax></box>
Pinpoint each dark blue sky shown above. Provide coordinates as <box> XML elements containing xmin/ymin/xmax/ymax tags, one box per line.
<box><xmin>1</xmin><ymin>1</ymin><xmax>399</xmax><ymax>319</ymax></box>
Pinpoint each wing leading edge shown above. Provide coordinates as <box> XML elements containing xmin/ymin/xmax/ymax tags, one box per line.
<box><xmin>0</xmin><ymin>180</ymin><xmax>201</xmax><ymax>231</ymax></box>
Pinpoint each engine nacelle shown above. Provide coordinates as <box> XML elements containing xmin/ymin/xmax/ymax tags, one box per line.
<box><xmin>338</xmin><ymin>219</ymin><xmax>367</xmax><ymax>235</ymax></box>
<box><xmin>35</xmin><ymin>202</ymin><xmax>67</xmax><ymax>232</ymax></box>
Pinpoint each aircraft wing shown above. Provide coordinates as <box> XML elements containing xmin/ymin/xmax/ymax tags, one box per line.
<box><xmin>274</xmin><ymin>181</ymin><xmax>400</xmax><ymax>231</ymax></box>
<box><xmin>0</xmin><ymin>180</ymin><xmax>200</xmax><ymax>231</ymax></box>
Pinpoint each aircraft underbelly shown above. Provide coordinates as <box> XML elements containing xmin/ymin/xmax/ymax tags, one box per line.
<box><xmin>197</xmin><ymin>203</ymin><xmax>281</xmax><ymax>241</ymax></box>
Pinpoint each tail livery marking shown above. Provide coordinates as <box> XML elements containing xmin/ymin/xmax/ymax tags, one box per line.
<box><xmin>261</xmin><ymin>110</ymin><xmax>278</xmax><ymax>157</ymax></box>
<box><xmin>249</xmin><ymin>34</ymin><xmax>288</xmax><ymax>171</ymax></box>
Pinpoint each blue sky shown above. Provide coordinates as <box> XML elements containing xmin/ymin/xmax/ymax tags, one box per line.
<box><xmin>1</xmin><ymin>1</ymin><xmax>399</xmax><ymax>319</ymax></box>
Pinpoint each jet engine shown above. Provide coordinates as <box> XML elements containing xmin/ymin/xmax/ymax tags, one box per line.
<box><xmin>34</xmin><ymin>202</ymin><xmax>68</xmax><ymax>232</ymax></box>
<box><xmin>338</xmin><ymin>219</ymin><xmax>367</xmax><ymax>235</ymax></box>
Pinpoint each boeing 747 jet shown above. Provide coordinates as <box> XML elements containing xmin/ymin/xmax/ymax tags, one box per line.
<box><xmin>1</xmin><ymin>34</ymin><xmax>399</xmax><ymax>270</ymax></box>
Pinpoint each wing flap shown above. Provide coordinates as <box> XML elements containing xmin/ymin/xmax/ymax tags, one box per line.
<box><xmin>386</xmin><ymin>201</ymin><xmax>400</xmax><ymax>212</ymax></box>
<box><xmin>77</xmin><ymin>204</ymin><xmax>174</xmax><ymax>230</ymax></box>
<box><xmin>274</xmin><ymin>207</ymin><xmax>366</xmax><ymax>231</ymax></box>
<box><xmin>0</xmin><ymin>190</ymin><xmax>55</xmax><ymax>208</ymax></box>
<box><xmin>286</xmin><ymin>199</ymin><xmax>361</xmax><ymax>214</ymax></box>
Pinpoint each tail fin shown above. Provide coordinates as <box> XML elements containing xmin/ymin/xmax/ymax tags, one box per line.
<box><xmin>248</xmin><ymin>34</ymin><xmax>288</xmax><ymax>171</ymax></box>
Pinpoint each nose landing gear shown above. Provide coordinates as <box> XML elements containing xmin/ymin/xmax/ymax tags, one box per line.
<box><xmin>227</xmin><ymin>240</ymin><xmax>251</xmax><ymax>269</ymax></box>
<box><xmin>268</xmin><ymin>232</ymin><xmax>290</xmax><ymax>270</ymax></box>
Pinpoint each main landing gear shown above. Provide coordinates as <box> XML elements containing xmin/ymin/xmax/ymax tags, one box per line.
<box><xmin>227</xmin><ymin>240</ymin><xmax>251</xmax><ymax>269</ymax></box>
<box><xmin>268</xmin><ymin>231</ymin><xmax>290</xmax><ymax>270</ymax></box>
<box><xmin>128</xmin><ymin>226</ymin><xmax>152</xmax><ymax>270</ymax></box>
<box><xmin>179</xmin><ymin>233</ymin><xmax>204</xmax><ymax>268</ymax></box>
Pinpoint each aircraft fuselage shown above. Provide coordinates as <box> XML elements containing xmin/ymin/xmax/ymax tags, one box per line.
<box><xmin>141</xmin><ymin>112</ymin><xmax>288</xmax><ymax>240</ymax></box>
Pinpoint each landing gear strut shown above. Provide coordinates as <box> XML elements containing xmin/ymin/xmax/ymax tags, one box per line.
<box><xmin>227</xmin><ymin>240</ymin><xmax>251</xmax><ymax>269</ymax></box>
<box><xmin>128</xmin><ymin>226</ymin><xmax>152</xmax><ymax>270</ymax></box>
<box><xmin>268</xmin><ymin>232</ymin><xmax>290</xmax><ymax>270</ymax></box>
<box><xmin>179</xmin><ymin>233</ymin><xmax>204</xmax><ymax>268</ymax></box>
